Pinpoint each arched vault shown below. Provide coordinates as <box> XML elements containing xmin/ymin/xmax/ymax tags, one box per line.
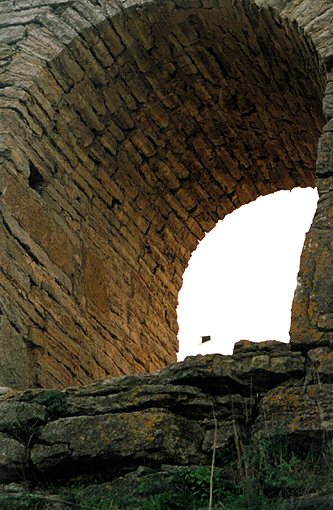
<box><xmin>0</xmin><ymin>0</ymin><xmax>332</xmax><ymax>388</ymax></box>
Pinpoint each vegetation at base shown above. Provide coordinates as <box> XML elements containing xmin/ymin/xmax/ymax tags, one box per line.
<box><xmin>1</xmin><ymin>434</ymin><xmax>333</xmax><ymax>509</ymax></box>
<box><xmin>36</xmin><ymin>390</ymin><xmax>68</xmax><ymax>419</ymax></box>
<box><xmin>0</xmin><ymin>494</ymin><xmax>44</xmax><ymax>510</ymax></box>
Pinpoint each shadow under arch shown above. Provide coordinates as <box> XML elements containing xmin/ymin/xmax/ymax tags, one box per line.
<box><xmin>0</xmin><ymin>0</ymin><xmax>327</xmax><ymax>388</ymax></box>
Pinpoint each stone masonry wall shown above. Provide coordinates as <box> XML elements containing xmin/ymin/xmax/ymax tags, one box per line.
<box><xmin>0</xmin><ymin>0</ymin><xmax>332</xmax><ymax>389</ymax></box>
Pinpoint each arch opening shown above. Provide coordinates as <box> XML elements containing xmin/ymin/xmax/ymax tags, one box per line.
<box><xmin>0</xmin><ymin>0</ymin><xmax>326</xmax><ymax>388</ymax></box>
<box><xmin>177</xmin><ymin>187</ymin><xmax>319</xmax><ymax>360</ymax></box>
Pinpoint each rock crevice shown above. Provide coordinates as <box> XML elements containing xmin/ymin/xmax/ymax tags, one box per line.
<box><xmin>0</xmin><ymin>341</ymin><xmax>329</xmax><ymax>484</ymax></box>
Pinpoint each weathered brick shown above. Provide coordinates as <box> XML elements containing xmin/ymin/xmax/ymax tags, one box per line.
<box><xmin>0</xmin><ymin>0</ymin><xmax>329</xmax><ymax>390</ymax></box>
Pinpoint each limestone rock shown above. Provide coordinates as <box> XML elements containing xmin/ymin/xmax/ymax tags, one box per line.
<box><xmin>0</xmin><ymin>348</ymin><xmax>312</xmax><ymax>483</ymax></box>
<box><xmin>0</xmin><ymin>347</ymin><xmax>332</xmax><ymax>494</ymax></box>
<box><xmin>306</xmin><ymin>347</ymin><xmax>333</xmax><ymax>383</ymax></box>
<box><xmin>0</xmin><ymin>402</ymin><xmax>46</xmax><ymax>434</ymax></box>
<box><xmin>0</xmin><ymin>388</ymin><xmax>12</xmax><ymax>395</ymax></box>
<box><xmin>31</xmin><ymin>410</ymin><xmax>207</xmax><ymax>479</ymax></box>
<box><xmin>233</xmin><ymin>339</ymin><xmax>290</xmax><ymax>353</ymax></box>
<box><xmin>0</xmin><ymin>434</ymin><xmax>27</xmax><ymax>483</ymax></box>
<box><xmin>159</xmin><ymin>350</ymin><xmax>305</xmax><ymax>394</ymax></box>
<box><xmin>254</xmin><ymin>382</ymin><xmax>333</xmax><ymax>437</ymax></box>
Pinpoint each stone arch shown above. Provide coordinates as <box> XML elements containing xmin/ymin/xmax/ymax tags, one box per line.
<box><xmin>0</xmin><ymin>0</ymin><xmax>331</xmax><ymax>389</ymax></box>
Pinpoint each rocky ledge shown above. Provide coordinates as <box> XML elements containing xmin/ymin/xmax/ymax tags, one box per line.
<box><xmin>0</xmin><ymin>340</ymin><xmax>333</xmax><ymax>508</ymax></box>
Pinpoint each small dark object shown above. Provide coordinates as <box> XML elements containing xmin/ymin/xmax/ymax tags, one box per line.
<box><xmin>201</xmin><ymin>335</ymin><xmax>211</xmax><ymax>344</ymax></box>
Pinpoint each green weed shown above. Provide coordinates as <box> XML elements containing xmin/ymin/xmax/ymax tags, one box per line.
<box><xmin>0</xmin><ymin>494</ymin><xmax>44</xmax><ymax>510</ymax></box>
<box><xmin>1</xmin><ymin>435</ymin><xmax>333</xmax><ymax>509</ymax></box>
<box><xmin>36</xmin><ymin>390</ymin><xmax>68</xmax><ymax>419</ymax></box>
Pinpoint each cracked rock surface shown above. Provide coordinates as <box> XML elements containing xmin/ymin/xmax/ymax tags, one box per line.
<box><xmin>0</xmin><ymin>343</ymin><xmax>330</xmax><ymax>484</ymax></box>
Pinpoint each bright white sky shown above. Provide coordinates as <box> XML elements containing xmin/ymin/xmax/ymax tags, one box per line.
<box><xmin>177</xmin><ymin>187</ymin><xmax>318</xmax><ymax>360</ymax></box>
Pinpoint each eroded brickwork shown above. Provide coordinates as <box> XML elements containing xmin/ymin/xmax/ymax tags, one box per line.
<box><xmin>0</xmin><ymin>0</ymin><xmax>331</xmax><ymax>388</ymax></box>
